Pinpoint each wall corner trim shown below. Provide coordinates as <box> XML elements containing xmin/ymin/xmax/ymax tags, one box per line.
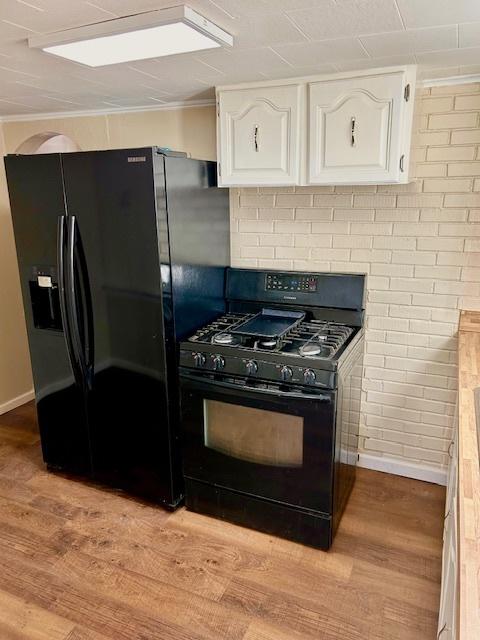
<box><xmin>419</xmin><ymin>73</ymin><xmax>480</xmax><ymax>88</ymax></box>
<box><xmin>0</xmin><ymin>389</ymin><xmax>35</xmax><ymax>416</ymax></box>
<box><xmin>358</xmin><ymin>453</ymin><xmax>448</xmax><ymax>486</ymax></box>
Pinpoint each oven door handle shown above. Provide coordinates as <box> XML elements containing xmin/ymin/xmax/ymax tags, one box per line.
<box><xmin>180</xmin><ymin>372</ymin><xmax>332</xmax><ymax>403</ymax></box>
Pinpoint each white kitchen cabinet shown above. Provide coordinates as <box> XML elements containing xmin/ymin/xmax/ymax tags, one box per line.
<box><xmin>216</xmin><ymin>66</ymin><xmax>416</xmax><ymax>187</ymax></box>
<box><xmin>308</xmin><ymin>68</ymin><xmax>416</xmax><ymax>184</ymax></box>
<box><xmin>216</xmin><ymin>83</ymin><xmax>303</xmax><ymax>186</ymax></box>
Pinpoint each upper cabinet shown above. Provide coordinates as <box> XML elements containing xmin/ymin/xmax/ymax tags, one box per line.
<box><xmin>308</xmin><ymin>69</ymin><xmax>415</xmax><ymax>184</ymax></box>
<box><xmin>216</xmin><ymin>84</ymin><xmax>303</xmax><ymax>186</ymax></box>
<box><xmin>216</xmin><ymin>66</ymin><xmax>416</xmax><ymax>187</ymax></box>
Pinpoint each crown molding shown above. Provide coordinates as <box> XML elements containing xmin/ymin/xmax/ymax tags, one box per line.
<box><xmin>419</xmin><ymin>73</ymin><xmax>480</xmax><ymax>88</ymax></box>
<box><xmin>0</xmin><ymin>98</ymin><xmax>216</xmax><ymax>123</ymax></box>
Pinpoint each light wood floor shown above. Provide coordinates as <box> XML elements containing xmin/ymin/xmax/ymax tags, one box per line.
<box><xmin>0</xmin><ymin>402</ymin><xmax>445</xmax><ymax>640</ymax></box>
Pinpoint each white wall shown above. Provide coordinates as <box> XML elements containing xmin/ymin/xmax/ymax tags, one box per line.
<box><xmin>0</xmin><ymin>125</ymin><xmax>34</xmax><ymax>412</ymax></box>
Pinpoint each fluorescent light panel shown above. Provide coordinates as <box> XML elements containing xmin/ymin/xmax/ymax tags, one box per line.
<box><xmin>44</xmin><ymin>23</ymin><xmax>221</xmax><ymax>67</ymax></box>
<box><xmin>28</xmin><ymin>6</ymin><xmax>233</xmax><ymax>67</ymax></box>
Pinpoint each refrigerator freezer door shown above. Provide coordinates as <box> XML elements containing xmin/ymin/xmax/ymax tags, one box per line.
<box><xmin>4</xmin><ymin>154</ymin><xmax>92</xmax><ymax>474</ymax></box>
<box><xmin>61</xmin><ymin>149</ymin><xmax>178</xmax><ymax>505</ymax></box>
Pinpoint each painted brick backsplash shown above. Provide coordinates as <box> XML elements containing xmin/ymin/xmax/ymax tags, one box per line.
<box><xmin>230</xmin><ymin>83</ymin><xmax>480</xmax><ymax>473</ymax></box>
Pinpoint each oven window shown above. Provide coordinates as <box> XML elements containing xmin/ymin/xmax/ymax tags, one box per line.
<box><xmin>204</xmin><ymin>399</ymin><xmax>303</xmax><ymax>467</ymax></box>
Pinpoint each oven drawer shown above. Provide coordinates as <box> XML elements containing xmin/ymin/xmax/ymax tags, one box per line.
<box><xmin>180</xmin><ymin>372</ymin><xmax>336</xmax><ymax>513</ymax></box>
<box><xmin>185</xmin><ymin>477</ymin><xmax>333</xmax><ymax>549</ymax></box>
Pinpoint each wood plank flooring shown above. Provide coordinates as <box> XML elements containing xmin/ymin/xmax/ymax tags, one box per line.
<box><xmin>0</xmin><ymin>402</ymin><xmax>445</xmax><ymax>640</ymax></box>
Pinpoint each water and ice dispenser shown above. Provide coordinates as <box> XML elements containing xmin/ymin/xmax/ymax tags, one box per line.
<box><xmin>29</xmin><ymin>267</ymin><xmax>62</xmax><ymax>331</ymax></box>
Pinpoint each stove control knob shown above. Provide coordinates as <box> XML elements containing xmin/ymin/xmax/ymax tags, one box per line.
<box><xmin>303</xmin><ymin>369</ymin><xmax>317</xmax><ymax>385</ymax></box>
<box><xmin>193</xmin><ymin>353</ymin><xmax>206</xmax><ymax>368</ymax></box>
<box><xmin>212</xmin><ymin>355</ymin><xmax>225</xmax><ymax>371</ymax></box>
<box><xmin>280</xmin><ymin>365</ymin><xmax>293</xmax><ymax>382</ymax></box>
<box><xmin>245</xmin><ymin>360</ymin><xmax>258</xmax><ymax>375</ymax></box>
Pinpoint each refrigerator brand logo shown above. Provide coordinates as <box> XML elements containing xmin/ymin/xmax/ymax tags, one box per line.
<box><xmin>127</xmin><ymin>156</ymin><xmax>147</xmax><ymax>163</ymax></box>
<box><xmin>284</xmin><ymin>295</ymin><xmax>297</xmax><ymax>300</ymax></box>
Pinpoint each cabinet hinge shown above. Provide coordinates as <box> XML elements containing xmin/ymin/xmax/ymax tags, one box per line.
<box><xmin>216</xmin><ymin>101</ymin><xmax>219</xmax><ymax>117</ymax></box>
<box><xmin>399</xmin><ymin>154</ymin><xmax>405</xmax><ymax>172</ymax></box>
<box><xmin>218</xmin><ymin>163</ymin><xmax>221</xmax><ymax>177</ymax></box>
<box><xmin>404</xmin><ymin>84</ymin><xmax>410</xmax><ymax>101</ymax></box>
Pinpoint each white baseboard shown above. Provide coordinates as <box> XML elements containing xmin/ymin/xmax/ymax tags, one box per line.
<box><xmin>358</xmin><ymin>452</ymin><xmax>448</xmax><ymax>486</ymax></box>
<box><xmin>0</xmin><ymin>389</ymin><xmax>35</xmax><ymax>416</ymax></box>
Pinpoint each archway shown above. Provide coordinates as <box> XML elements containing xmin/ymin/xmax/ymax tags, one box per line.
<box><xmin>15</xmin><ymin>132</ymin><xmax>81</xmax><ymax>154</ymax></box>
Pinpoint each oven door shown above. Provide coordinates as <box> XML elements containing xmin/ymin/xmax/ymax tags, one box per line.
<box><xmin>180</xmin><ymin>372</ymin><xmax>336</xmax><ymax>513</ymax></box>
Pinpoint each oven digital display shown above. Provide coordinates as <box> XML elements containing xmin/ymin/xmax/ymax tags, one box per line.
<box><xmin>265</xmin><ymin>273</ymin><xmax>318</xmax><ymax>293</ymax></box>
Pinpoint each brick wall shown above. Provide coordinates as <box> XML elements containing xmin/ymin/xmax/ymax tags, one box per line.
<box><xmin>230</xmin><ymin>83</ymin><xmax>480</xmax><ymax>473</ymax></box>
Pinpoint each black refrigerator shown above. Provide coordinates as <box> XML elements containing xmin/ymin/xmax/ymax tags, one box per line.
<box><xmin>5</xmin><ymin>147</ymin><xmax>229</xmax><ymax>508</ymax></box>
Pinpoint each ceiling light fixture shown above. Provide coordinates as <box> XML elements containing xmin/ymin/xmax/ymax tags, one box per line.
<box><xmin>28</xmin><ymin>5</ymin><xmax>233</xmax><ymax>67</ymax></box>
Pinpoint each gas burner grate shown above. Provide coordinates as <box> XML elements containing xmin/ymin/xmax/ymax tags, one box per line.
<box><xmin>188</xmin><ymin>313</ymin><xmax>254</xmax><ymax>343</ymax></box>
<box><xmin>188</xmin><ymin>313</ymin><xmax>354</xmax><ymax>361</ymax></box>
<box><xmin>283</xmin><ymin>321</ymin><xmax>354</xmax><ymax>359</ymax></box>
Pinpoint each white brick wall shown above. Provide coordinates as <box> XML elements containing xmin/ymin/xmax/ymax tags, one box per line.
<box><xmin>230</xmin><ymin>83</ymin><xmax>480</xmax><ymax>473</ymax></box>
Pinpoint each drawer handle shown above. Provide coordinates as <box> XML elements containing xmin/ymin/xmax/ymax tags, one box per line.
<box><xmin>254</xmin><ymin>124</ymin><xmax>259</xmax><ymax>152</ymax></box>
<box><xmin>448</xmin><ymin>440</ymin><xmax>454</xmax><ymax>458</ymax></box>
<box><xmin>351</xmin><ymin>116</ymin><xmax>356</xmax><ymax>147</ymax></box>
<box><xmin>437</xmin><ymin>622</ymin><xmax>447</xmax><ymax>638</ymax></box>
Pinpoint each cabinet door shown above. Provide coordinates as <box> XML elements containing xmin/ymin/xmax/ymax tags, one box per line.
<box><xmin>438</xmin><ymin>412</ymin><xmax>458</xmax><ymax>640</ymax></box>
<box><xmin>217</xmin><ymin>84</ymin><xmax>303</xmax><ymax>186</ymax></box>
<box><xmin>308</xmin><ymin>72</ymin><xmax>405</xmax><ymax>184</ymax></box>
<box><xmin>438</xmin><ymin>517</ymin><xmax>457</xmax><ymax>640</ymax></box>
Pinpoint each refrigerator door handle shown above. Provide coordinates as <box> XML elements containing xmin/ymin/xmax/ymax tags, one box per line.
<box><xmin>72</xmin><ymin>215</ymin><xmax>95</xmax><ymax>382</ymax></box>
<box><xmin>57</xmin><ymin>215</ymin><xmax>83</xmax><ymax>386</ymax></box>
<box><xmin>66</xmin><ymin>215</ymin><xmax>90</xmax><ymax>390</ymax></box>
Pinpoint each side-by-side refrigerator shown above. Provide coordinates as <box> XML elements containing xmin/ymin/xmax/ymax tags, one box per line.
<box><xmin>5</xmin><ymin>148</ymin><xmax>229</xmax><ymax>508</ymax></box>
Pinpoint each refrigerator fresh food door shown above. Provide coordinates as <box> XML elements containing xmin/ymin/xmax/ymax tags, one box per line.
<box><xmin>4</xmin><ymin>153</ymin><xmax>92</xmax><ymax>474</ymax></box>
<box><xmin>61</xmin><ymin>148</ymin><xmax>178</xmax><ymax>505</ymax></box>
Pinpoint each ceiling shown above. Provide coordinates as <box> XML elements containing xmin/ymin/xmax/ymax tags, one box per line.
<box><xmin>1</xmin><ymin>0</ymin><xmax>480</xmax><ymax>118</ymax></box>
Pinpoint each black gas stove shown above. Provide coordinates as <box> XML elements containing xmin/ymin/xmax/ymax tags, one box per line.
<box><xmin>184</xmin><ymin>311</ymin><xmax>356</xmax><ymax>387</ymax></box>
<box><xmin>179</xmin><ymin>268</ymin><xmax>366</xmax><ymax>549</ymax></box>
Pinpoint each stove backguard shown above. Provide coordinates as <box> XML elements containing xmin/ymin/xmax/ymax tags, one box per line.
<box><xmin>226</xmin><ymin>268</ymin><xmax>366</xmax><ymax>314</ymax></box>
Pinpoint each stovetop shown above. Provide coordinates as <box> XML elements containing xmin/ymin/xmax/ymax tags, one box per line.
<box><xmin>187</xmin><ymin>312</ymin><xmax>354</xmax><ymax>361</ymax></box>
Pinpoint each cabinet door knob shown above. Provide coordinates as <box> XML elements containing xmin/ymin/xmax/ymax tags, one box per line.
<box><xmin>254</xmin><ymin>124</ymin><xmax>259</xmax><ymax>152</ymax></box>
<box><xmin>351</xmin><ymin>116</ymin><xmax>356</xmax><ymax>147</ymax></box>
